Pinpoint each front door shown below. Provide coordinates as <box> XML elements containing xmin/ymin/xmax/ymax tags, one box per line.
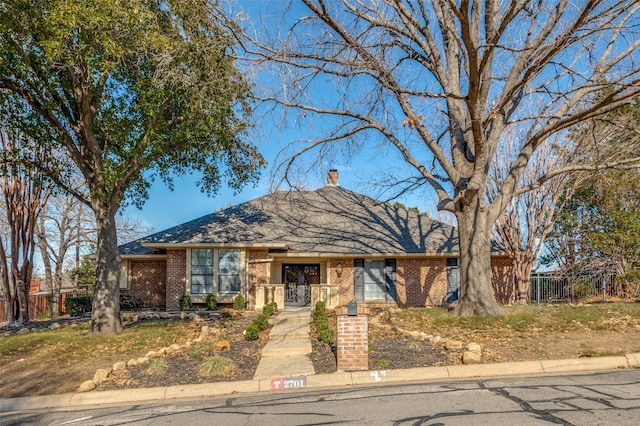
<box><xmin>282</xmin><ymin>264</ymin><xmax>319</xmax><ymax>307</ymax></box>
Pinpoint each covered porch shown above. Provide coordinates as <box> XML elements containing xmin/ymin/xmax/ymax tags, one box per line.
<box><xmin>253</xmin><ymin>258</ymin><xmax>340</xmax><ymax>310</ymax></box>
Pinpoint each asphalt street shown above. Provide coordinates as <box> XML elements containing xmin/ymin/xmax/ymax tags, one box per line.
<box><xmin>2</xmin><ymin>369</ymin><xmax>639</xmax><ymax>425</ymax></box>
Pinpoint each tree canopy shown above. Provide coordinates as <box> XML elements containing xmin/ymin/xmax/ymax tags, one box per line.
<box><xmin>242</xmin><ymin>0</ymin><xmax>640</xmax><ymax>315</ymax></box>
<box><xmin>0</xmin><ymin>0</ymin><xmax>265</xmax><ymax>333</ymax></box>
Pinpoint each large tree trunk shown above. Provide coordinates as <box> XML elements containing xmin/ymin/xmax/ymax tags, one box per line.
<box><xmin>16</xmin><ymin>279</ymin><xmax>28</xmax><ymax>323</ymax></box>
<box><xmin>513</xmin><ymin>255</ymin><xmax>534</xmax><ymax>305</ymax></box>
<box><xmin>452</xmin><ymin>196</ymin><xmax>504</xmax><ymax>317</ymax></box>
<box><xmin>89</xmin><ymin>207</ymin><xmax>122</xmax><ymax>335</ymax></box>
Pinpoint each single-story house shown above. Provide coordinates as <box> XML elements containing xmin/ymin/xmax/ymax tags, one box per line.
<box><xmin>118</xmin><ymin>170</ymin><xmax>513</xmax><ymax>310</ymax></box>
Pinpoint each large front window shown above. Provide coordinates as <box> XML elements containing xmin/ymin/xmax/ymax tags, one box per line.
<box><xmin>190</xmin><ymin>248</ymin><xmax>242</xmax><ymax>295</ymax></box>
<box><xmin>191</xmin><ymin>249</ymin><xmax>214</xmax><ymax>294</ymax></box>
<box><xmin>218</xmin><ymin>249</ymin><xmax>241</xmax><ymax>293</ymax></box>
<box><xmin>354</xmin><ymin>258</ymin><xmax>396</xmax><ymax>302</ymax></box>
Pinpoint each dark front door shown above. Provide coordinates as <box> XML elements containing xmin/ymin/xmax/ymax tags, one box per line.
<box><xmin>282</xmin><ymin>264</ymin><xmax>319</xmax><ymax>307</ymax></box>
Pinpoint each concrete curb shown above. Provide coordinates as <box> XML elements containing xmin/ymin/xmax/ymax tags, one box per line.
<box><xmin>2</xmin><ymin>353</ymin><xmax>638</xmax><ymax>413</ymax></box>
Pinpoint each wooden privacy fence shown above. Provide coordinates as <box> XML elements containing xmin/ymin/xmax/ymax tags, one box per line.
<box><xmin>0</xmin><ymin>293</ymin><xmax>72</xmax><ymax>322</ymax></box>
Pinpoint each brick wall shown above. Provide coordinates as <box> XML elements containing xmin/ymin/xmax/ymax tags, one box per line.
<box><xmin>248</xmin><ymin>249</ymin><xmax>269</xmax><ymax>310</ymax></box>
<box><xmin>336</xmin><ymin>305</ymin><xmax>369</xmax><ymax>371</ymax></box>
<box><xmin>331</xmin><ymin>258</ymin><xmax>353</xmax><ymax>306</ymax></box>
<box><xmin>491</xmin><ymin>256</ymin><xmax>514</xmax><ymax>304</ymax></box>
<box><xmin>397</xmin><ymin>258</ymin><xmax>448</xmax><ymax>306</ymax></box>
<box><xmin>166</xmin><ymin>250</ymin><xmax>186</xmax><ymax>310</ymax></box>
<box><xmin>124</xmin><ymin>260</ymin><xmax>166</xmax><ymax>309</ymax></box>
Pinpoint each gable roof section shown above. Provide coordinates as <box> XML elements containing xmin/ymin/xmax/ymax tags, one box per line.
<box><xmin>120</xmin><ymin>186</ymin><xmax>479</xmax><ymax>257</ymax></box>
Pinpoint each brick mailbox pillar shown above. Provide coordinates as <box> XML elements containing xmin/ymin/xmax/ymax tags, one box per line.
<box><xmin>336</xmin><ymin>304</ymin><xmax>369</xmax><ymax>371</ymax></box>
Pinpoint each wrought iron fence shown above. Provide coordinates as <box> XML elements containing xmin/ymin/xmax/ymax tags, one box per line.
<box><xmin>530</xmin><ymin>273</ymin><xmax>615</xmax><ymax>304</ymax></box>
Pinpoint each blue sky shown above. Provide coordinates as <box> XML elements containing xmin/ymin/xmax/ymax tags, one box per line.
<box><xmin>120</xmin><ymin>1</ymin><xmax>449</xmax><ymax>236</ymax></box>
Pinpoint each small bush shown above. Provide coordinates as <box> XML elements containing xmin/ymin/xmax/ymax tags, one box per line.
<box><xmin>179</xmin><ymin>294</ymin><xmax>192</xmax><ymax>311</ymax></box>
<box><xmin>243</xmin><ymin>325</ymin><xmax>260</xmax><ymax>341</ymax></box>
<box><xmin>262</xmin><ymin>302</ymin><xmax>277</xmax><ymax>317</ymax></box>
<box><xmin>199</xmin><ymin>355</ymin><xmax>235</xmax><ymax>376</ymax></box>
<box><xmin>205</xmin><ymin>294</ymin><xmax>217</xmax><ymax>310</ymax></box>
<box><xmin>120</xmin><ymin>294</ymin><xmax>143</xmax><ymax>311</ymax></box>
<box><xmin>244</xmin><ymin>302</ymin><xmax>278</xmax><ymax>340</ymax></box>
<box><xmin>64</xmin><ymin>296</ymin><xmax>93</xmax><ymax>317</ymax></box>
<box><xmin>313</xmin><ymin>301</ymin><xmax>334</xmax><ymax>345</ymax></box>
<box><xmin>233</xmin><ymin>294</ymin><xmax>245</xmax><ymax>310</ymax></box>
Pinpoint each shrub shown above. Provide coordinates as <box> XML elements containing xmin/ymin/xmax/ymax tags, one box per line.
<box><xmin>64</xmin><ymin>296</ymin><xmax>93</xmax><ymax>317</ymax></box>
<box><xmin>179</xmin><ymin>294</ymin><xmax>192</xmax><ymax>311</ymax></box>
<box><xmin>262</xmin><ymin>302</ymin><xmax>277</xmax><ymax>317</ymax></box>
<box><xmin>244</xmin><ymin>302</ymin><xmax>278</xmax><ymax>340</ymax></box>
<box><xmin>243</xmin><ymin>324</ymin><xmax>260</xmax><ymax>341</ymax></box>
<box><xmin>233</xmin><ymin>294</ymin><xmax>245</xmax><ymax>310</ymax></box>
<box><xmin>313</xmin><ymin>301</ymin><xmax>334</xmax><ymax>345</ymax></box>
<box><xmin>205</xmin><ymin>294</ymin><xmax>217</xmax><ymax>310</ymax></box>
<box><xmin>199</xmin><ymin>355</ymin><xmax>235</xmax><ymax>376</ymax></box>
<box><xmin>120</xmin><ymin>294</ymin><xmax>143</xmax><ymax>311</ymax></box>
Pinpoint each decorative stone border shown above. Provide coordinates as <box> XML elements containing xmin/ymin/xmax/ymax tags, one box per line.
<box><xmin>370</xmin><ymin>309</ymin><xmax>482</xmax><ymax>365</ymax></box>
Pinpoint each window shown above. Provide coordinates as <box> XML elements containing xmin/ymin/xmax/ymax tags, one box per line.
<box><xmin>354</xmin><ymin>259</ymin><xmax>396</xmax><ymax>302</ymax></box>
<box><xmin>119</xmin><ymin>260</ymin><xmax>129</xmax><ymax>289</ymax></box>
<box><xmin>218</xmin><ymin>249</ymin><xmax>241</xmax><ymax>293</ymax></box>
<box><xmin>191</xmin><ymin>249</ymin><xmax>214</xmax><ymax>294</ymax></box>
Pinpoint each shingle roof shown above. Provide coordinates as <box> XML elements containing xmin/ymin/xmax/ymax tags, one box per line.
<box><xmin>119</xmin><ymin>185</ymin><xmax>467</xmax><ymax>256</ymax></box>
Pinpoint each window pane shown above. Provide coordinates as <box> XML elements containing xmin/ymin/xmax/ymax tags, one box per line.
<box><xmin>364</xmin><ymin>259</ymin><xmax>385</xmax><ymax>300</ymax></box>
<box><xmin>218</xmin><ymin>249</ymin><xmax>241</xmax><ymax>293</ymax></box>
<box><xmin>191</xmin><ymin>249</ymin><xmax>213</xmax><ymax>294</ymax></box>
<box><xmin>219</xmin><ymin>275</ymin><xmax>241</xmax><ymax>293</ymax></box>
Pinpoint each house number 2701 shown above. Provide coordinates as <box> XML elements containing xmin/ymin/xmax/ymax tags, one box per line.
<box><xmin>271</xmin><ymin>377</ymin><xmax>307</xmax><ymax>391</ymax></box>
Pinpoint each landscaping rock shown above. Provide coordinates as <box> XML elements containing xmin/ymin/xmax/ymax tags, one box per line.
<box><xmin>146</xmin><ymin>350</ymin><xmax>159</xmax><ymax>358</ymax></box>
<box><xmin>212</xmin><ymin>340</ymin><xmax>231</xmax><ymax>352</ymax></box>
<box><xmin>17</xmin><ymin>328</ymin><xmax>30</xmax><ymax>335</ymax></box>
<box><xmin>466</xmin><ymin>342</ymin><xmax>482</xmax><ymax>353</ymax></box>
<box><xmin>445</xmin><ymin>339</ymin><xmax>464</xmax><ymax>350</ymax></box>
<box><xmin>463</xmin><ymin>350</ymin><xmax>482</xmax><ymax>364</ymax></box>
<box><xmin>170</xmin><ymin>343</ymin><xmax>181</xmax><ymax>351</ymax></box>
<box><xmin>431</xmin><ymin>335</ymin><xmax>442</xmax><ymax>344</ymax></box>
<box><xmin>78</xmin><ymin>380</ymin><xmax>96</xmax><ymax>392</ymax></box>
<box><xmin>136</xmin><ymin>357</ymin><xmax>149</xmax><ymax>365</ymax></box>
<box><xmin>112</xmin><ymin>361</ymin><xmax>127</xmax><ymax>371</ymax></box>
<box><xmin>127</xmin><ymin>359</ymin><xmax>138</xmax><ymax>367</ymax></box>
<box><xmin>48</xmin><ymin>322</ymin><xmax>60</xmax><ymax>330</ymax></box>
<box><xmin>93</xmin><ymin>369</ymin><xmax>110</xmax><ymax>382</ymax></box>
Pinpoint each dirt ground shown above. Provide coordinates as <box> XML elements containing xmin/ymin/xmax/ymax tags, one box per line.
<box><xmin>2</xmin><ymin>305</ymin><xmax>640</xmax><ymax>399</ymax></box>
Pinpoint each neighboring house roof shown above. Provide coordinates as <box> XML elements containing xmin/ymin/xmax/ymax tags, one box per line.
<box><xmin>119</xmin><ymin>185</ymin><xmax>500</xmax><ymax>257</ymax></box>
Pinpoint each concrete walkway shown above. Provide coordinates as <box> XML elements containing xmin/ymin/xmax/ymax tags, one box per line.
<box><xmin>253</xmin><ymin>308</ymin><xmax>315</xmax><ymax>380</ymax></box>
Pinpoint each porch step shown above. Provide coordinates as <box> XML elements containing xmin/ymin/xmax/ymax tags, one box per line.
<box><xmin>268</xmin><ymin>320</ymin><xmax>310</xmax><ymax>339</ymax></box>
<box><xmin>261</xmin><ymin>338</ymin><xmax>312</xmax><ymax>357</ymax></box>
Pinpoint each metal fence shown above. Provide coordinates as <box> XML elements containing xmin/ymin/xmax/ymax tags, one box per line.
<box><xmin>530</xmin><ymin>273</ymin><xmax>615</xmax><ymax>304</ymax></box>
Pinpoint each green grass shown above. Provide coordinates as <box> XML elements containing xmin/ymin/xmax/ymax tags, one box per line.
<box><xmin>0</xmin><ymin>320</ymin><xmax>196</xmax><ymax>366</ymax></box>
<box><xmin>392</xmin><ymin>303</ymin><xmax>640</xmax><ymax>334</ymax></box>
<box><xmin>199</xmin><ymin>355</ymin><xmax>235</xmax><ymax>376</ymax></box>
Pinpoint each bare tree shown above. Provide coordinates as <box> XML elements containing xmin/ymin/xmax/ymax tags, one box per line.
<box><xmin>0</xmin><ymin>131</ymin><xmax>49</xmax><ymax>326</ymax></box>
<box><xmin>36</xmin><ymin>188</ymin><xmax>153</xmax><ymax>315</ymax></box>
<box><xmin>488</xmin><ymin>131</ymin><xmax>583</xmax><ymax>304</ymax></box>
<box><xmin>240</xmin><ymin>0</ymin><xmax>640</xmax><ymax>315</ymax></box>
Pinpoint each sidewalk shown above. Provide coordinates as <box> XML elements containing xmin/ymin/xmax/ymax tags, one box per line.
<box><xmin>2</xmin><ymin>308</ymin><xmax>639</xmax><ymax>413</ymax></box>
<box><xmin>253</xmin><ymin>308</ymin><xmax>315</xmax><ymax>380</ymax></box>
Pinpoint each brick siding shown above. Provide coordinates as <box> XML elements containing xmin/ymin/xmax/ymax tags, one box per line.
<box><xmin>397</xmin><ymin>257</ymin><xmax>448</xmax><ymax>307</ymax></box>
<box><xmin>491</xmin><ymin>256</ymin><xmax>514</xmax><ymax>304</ymax></box>
<box><xmin>165</xmin><ymin>250</ymin><xmax>187</xmax><ymax>310</ymax></box>
<box><xmin>123</xmin><ymin>260</ymin><xmax>166</xmax><ymax>309</ymax></box>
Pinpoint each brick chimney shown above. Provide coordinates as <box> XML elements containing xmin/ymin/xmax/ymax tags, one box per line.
<box><xmin>327</xmin><ymin>169</ymin><xmax>339</xmax><ymax>186</ymax></box>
